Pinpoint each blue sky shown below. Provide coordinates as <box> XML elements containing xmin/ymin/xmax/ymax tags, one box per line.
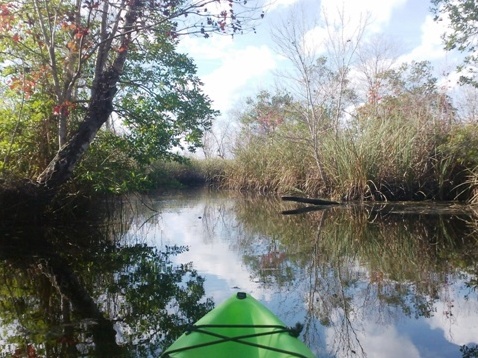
<box><xmin>177</xmin><ymin>0</ymin><xmax>461</xmax><ymax>116</ymax></box>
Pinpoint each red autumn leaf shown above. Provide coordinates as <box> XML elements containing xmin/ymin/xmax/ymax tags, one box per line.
<box><xmin>53</xmin><ymin>105</ymin><xmax>61</xmax><ymax>116</ymax></box>
<box><xmin>0</xmin><ymin>4</ymin><xmax>11</xmax><ymax>16</ymax></box>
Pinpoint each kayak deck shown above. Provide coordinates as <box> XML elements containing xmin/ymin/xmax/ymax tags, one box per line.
<box><xmin>161</xmin><ymin>292</ymin><xmax>315</xmax><ymax>357</ymax></box>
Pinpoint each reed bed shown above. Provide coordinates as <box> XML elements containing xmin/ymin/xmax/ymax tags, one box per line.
<box><xmin>225</xmin><ymin>115</ymin><xmax>478</xmax><ymax>201</ymax></box>
<box><xmin>466</xmin><ymin>168</ymin><xmax>478</xmax><ymax>205</ymax></box>
<box><xmin>225</xmin><ymin>136</ymin><xmax>313</xmax><ymax>194</ymax></box>
<box><xmin>227</xmin><ymin>195</ymin><xmax>478</xmax><ymax>306</ymax></box>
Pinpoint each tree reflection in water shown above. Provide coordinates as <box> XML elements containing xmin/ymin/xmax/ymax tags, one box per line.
<box><xmin>229</xmin><ymin>197</ymin><xmax>478</xmax><ymax>358</ymax></box>
<box><xmin>3</xmin><ymin>192</ymin><xmax>477</xmax><ymax>358</ymax></box>
<box><xmin>0</xmin><ymin>215</ymin><xmax>213</xmax><ymax>357</ymax></box>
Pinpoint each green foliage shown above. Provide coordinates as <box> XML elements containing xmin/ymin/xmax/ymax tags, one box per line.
<box><xmin>0</xmin><ymin>225</ymin><xmax>214</xmax><ymax>357</ymax></box>
<box><xmin>117</xmin><ymin>37</ymin><xmax>218</xmax><ymax>165</ymax></box>
<box><xmin>0</xmin><ymin>91</ymin><xmax>57</xmax><ymax>177</ymax></box>
<box><xmin>228</xmin><ymin>194</ymin><xmax>478</xmax><ymax>325</ymax></box>
<box><xmin>148</xmin><ymin>158</ymin><xmax>228</xmax><ymax>188</ymax></box>
<box><xmin>361</xmin><ymin>61</ymin><xmax>453</xmax><ymax>125</ymax></box>
<box><xmin>72</xmin><ymin>132</ymin><xmax>228</xmax><ymax>194</ymax></box>
<box><xmin>227</xmin><ymin>90</ymin><xmax>316</xmax><ymax>193</ymax></box>
<box><xmin>438</xmin><ymin>123</ymin><xmax>478</xmax><ymax>168</ymax></box>
<box><xmin>239</xmin><ymin>90</ymin><xmax>293</xmax><ymax>136</ymax></box>
<box><xmin>0</xmin><ymin>0</ymin><xmax>225</xmax><ymax>191</ymax></box>
<box><xmin>101</xmin><ymin>244</ymin><xmax>214</xmax><ymax>354</ymax></box>
<box><xmin>64</xmin><ymin>35</ymin><xmax>217</xmax><ymax>195</ymax></box>
<box><xmin>436</xmin><ymin>123</ymin><xmax>478</xmax><ymax>202</ymax></box>
<box><xmin>73</xmin><ymin>131</ymin><xmax>152</xmax><ymax>194</ymax></box>
<box><xmin>226</xmin><ymin>59</ymin><xmax>478</xmax><ymax>200</ymax></box>
<box><xmin>0</xmin><ymin>12</ymin><xmax>217</xmax><ymax>190</ymax></box>
<box><xmin>460</xmin><ymin>344</ymin><xmax>478</xmax><ymax>358</ymax></box>
<box><xmin>381</xmin><ymin>61</ymin><xmax>439</xmax><ymax>96</ymax></box>
<box><xmin>0</xmin><ymin>0</ymin><xmax>95</xmax><ymax>153</ymax></box>
<box><xmin>432</xmin><ymin>0</ymin><xmax>478</xmax><ymax>86</ymax></box>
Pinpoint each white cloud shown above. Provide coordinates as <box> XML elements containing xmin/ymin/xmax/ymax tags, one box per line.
<box><xmin>178</xmin><ymin>232</ymin><xmax>259</xmax><ymax>302</ymax></box>
<box><xmin>400</xmin><ymin>15</ymin><xmax>451</xmax><ymax>64</ymax></box>
<box><xmin>138</xmin><ymin>203</ymin><xmax>265</xmax><ymax>303</ymax></box>
<box><xmin>428</xmin><ymin>286</ymin><xmax>478</xmax><ymax>346</ymax></box>
<box><xmin>178</xmin><ymin>0</ymin><xmax>460</xmax><ymax>116</ymax></box>
<box><xmin>323</xmin><ymin>312</ymin><xmax>422</xmax><ymax>358</ymax></box>
<box><xmin>178</xmin><ymin>0</ymin><xmax>411</xmax><ymax>116</ymax></box>
<box><xmin>397</xmin><ymin>13</ymin><xmax>466</xmax><ymax>94</ymax></box>
<box><xmin>179</xmin><ymin>35</ymin><xmax>277</xmax><ymax>113</ymax></box>
<box><xmin>301</xmin><ymin>0</ymin><xmax>408</xmax><ymax>57</ymax></box>
<box><xmin>302</xmin><ymin>26</ymin><xmax>328</xmax><ymax>55</ymax></box>
<box><xmin>202</xmin><ymin>45</ymin><xmax>277</xmax><ymax>112</ymax></box>
<box><xmin>320</xmin><ymin>0</ymin><xmax>407</xmax><ymax>33</ymax></box>
<box><xmin>360</xmin><ymin>325</ymin><xmax>422</xmax><ymax>358</ymax></box>
<box><xmin>178</xmin><ymin>35</ymin><xmax>235</xmax><ymax>61</ymax></box>
<box><xmin>264</xmin><ymin>0</ymin><xmax>301</xmax><ymax>12</ymax></box>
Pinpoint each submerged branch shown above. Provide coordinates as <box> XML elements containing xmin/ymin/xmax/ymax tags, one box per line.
<box><xmin>282</xmin><ymin>206</ymin><xmax>332</xmax><ymax>215</ymax></box>
<box><xmin>282</xmin><ymin>196</ymin><xmax>340</xmax><ymax>206</ymax></box>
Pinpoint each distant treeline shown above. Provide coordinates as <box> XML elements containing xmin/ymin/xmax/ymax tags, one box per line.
<box><xmin>220</xmin><ymin>65</ymin><xmax>478</xmax><ymax>203</ymax></box>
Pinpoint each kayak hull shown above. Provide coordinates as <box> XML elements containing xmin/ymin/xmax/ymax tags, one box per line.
<box><xmin>161</xmin><ymin>292</ymin><xmax>315</xmax><ymax>358</ymax></box>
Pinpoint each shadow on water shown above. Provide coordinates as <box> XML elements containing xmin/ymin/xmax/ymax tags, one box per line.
<box><xmin>0</xmin><ymin>198</ymin><xmax>213</xmax><ymax>357</ymax></box>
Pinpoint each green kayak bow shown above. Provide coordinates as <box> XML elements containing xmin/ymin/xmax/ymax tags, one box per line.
<box><xmin>161</xmin><ymin>292</ymin><xmax>316</xmax><ymax>357</ymax></box>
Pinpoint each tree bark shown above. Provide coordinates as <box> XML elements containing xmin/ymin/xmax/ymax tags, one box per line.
<box><xmin>282</xmin><ymin>205</ymin><xmax>331</xmax><ymax>215</ymax></box>
<box><xmin>36</xmin><ymin>0</ymin><xmax>140</xmax><ymax>190</ymax></box>
<box><xmin>36</xmin><ymin>70</ymin><xmax>118</xmax><ymax>189</ymax></box>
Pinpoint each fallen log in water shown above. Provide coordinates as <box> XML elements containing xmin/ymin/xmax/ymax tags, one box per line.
<box><xmin>281</xmin><ymin>206</ymin><xmax>331</xmax><ymax>215</ymax></box>
<box><xmin>281</xmin><ymin>196</ymin><xmax>340</xmax><ymax>206</ymax></box>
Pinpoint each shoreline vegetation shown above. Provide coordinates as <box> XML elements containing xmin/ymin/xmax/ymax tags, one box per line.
<box><xmin>222</xmin><ymin>119</ymin><xmax>478</xmax><ymax>204</ymax></box>
<box><xmin>1</xmin><ymin>135</ymin><xmax>477</xmax><ymax>223</ymax></box>
<box><xmin>2</xmin><ymin>3</ymin><xmax>478</xmax><ymax>221</ymax></box>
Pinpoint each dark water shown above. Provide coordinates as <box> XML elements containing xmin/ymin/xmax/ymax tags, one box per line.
<box><xmin>1</xmin><ymin>189</ymin><xmax>478</xmax><ymax>357</ymax></box>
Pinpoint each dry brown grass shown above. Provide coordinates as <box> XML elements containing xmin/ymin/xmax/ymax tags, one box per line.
<box><xmin>225</xmin><ymin>113</ymin><xmax>478</xmax><ymax>201</ymax></box>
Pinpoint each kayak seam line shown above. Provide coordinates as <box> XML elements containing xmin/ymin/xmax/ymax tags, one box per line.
<box><xmin>161</xmin><ymin>328</ymin><xmax>309</xmax><ymax>357</ymax></box>
<box><xmin>193</xmin><ymin>324</ymin><xmax>289</xmax><ymax>329</ymax></box>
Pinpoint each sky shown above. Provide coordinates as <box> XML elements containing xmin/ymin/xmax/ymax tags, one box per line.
<box><xmin>177</xmin><ymin>0</ymin><xmax>461</xmax><ymax>119</ymax></box>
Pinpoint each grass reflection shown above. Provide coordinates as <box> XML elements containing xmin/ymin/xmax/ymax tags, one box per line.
<box><xmin>229</xmin><ymin>196</ymin><xmax>478</xmax><ymax>357</ymax></box>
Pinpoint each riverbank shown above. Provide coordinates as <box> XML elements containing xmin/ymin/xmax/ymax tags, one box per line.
<box><xmin>1</xmin><ymin>150</ymin><xmax>478</xmax><ymax>224</ymax></box>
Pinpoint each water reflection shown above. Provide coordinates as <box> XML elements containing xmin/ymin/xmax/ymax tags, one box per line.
<box><xmin>1</xmin><ymin>190</ymin><xmax>478</xmax><ymax>357</ymax></box>
<box><xmin>236</xmin><ymin>198</ymin><xmax>478</xmax><ymax>358</ymax></box>
<box><xmin>0</xmin><ymin>208</ymin><xmax>213</xmax><ymax>357</ymax></box>
<box><xmin>128</xmin><ymin>191</ymin><xmax>478</xmax><ymax>358</ymax></box>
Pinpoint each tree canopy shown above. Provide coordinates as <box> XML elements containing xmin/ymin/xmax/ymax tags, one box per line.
<box><xmin>0</xmin><ymin>0</ymin><xmax>260</xmax><ymax>192</ymax></box>
<box><xmin>432</xmin><ymin>0</ymin><xmax>478</xmax><ymax>86</ymax></box>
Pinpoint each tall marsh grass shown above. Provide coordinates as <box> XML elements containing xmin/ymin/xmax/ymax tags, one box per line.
<box><xmin>225</xmin><ymin>134</ymin><xmax>317</xmax><ymax>194</ymax></box>
<box><xmin>465</xmin><ymin>168</ymin><xmax>478</xmax><ymax>204</ymax></box>
<box><xmin>226</xmin><ymin>116</ymin><xmax>477</xmax><ymax>201</ymax></box>
<box><xmin>322</xmin><ymin>116</ymin><xmax>445</xmax><ymax>200</ymax></box>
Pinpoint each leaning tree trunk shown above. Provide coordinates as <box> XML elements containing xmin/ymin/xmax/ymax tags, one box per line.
<box><xmin>36</xmin><ymin>0</ymin><xmax>139</xmax><ymax>191</ymax></box>
<box><xmin>1</xmin><ymin>73</ymin><xmax>118</xmax><ymax>221</ymax></box>
<box><xmin>36</xmin><ymin>71</ymin><xmax>118</xmax><ymax>189</ymax></box>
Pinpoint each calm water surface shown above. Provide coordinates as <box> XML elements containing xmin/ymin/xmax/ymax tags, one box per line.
<box><xmin>1</xmin><ymin>188</ymin><xmax>478</xmax><ymax>357</ymax></box>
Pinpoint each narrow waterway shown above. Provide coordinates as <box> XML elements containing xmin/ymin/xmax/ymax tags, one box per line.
<box><xmin>1</xmin><ymin>188</ymin><xmax>477</xmax><ymax>357</ymax></box>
